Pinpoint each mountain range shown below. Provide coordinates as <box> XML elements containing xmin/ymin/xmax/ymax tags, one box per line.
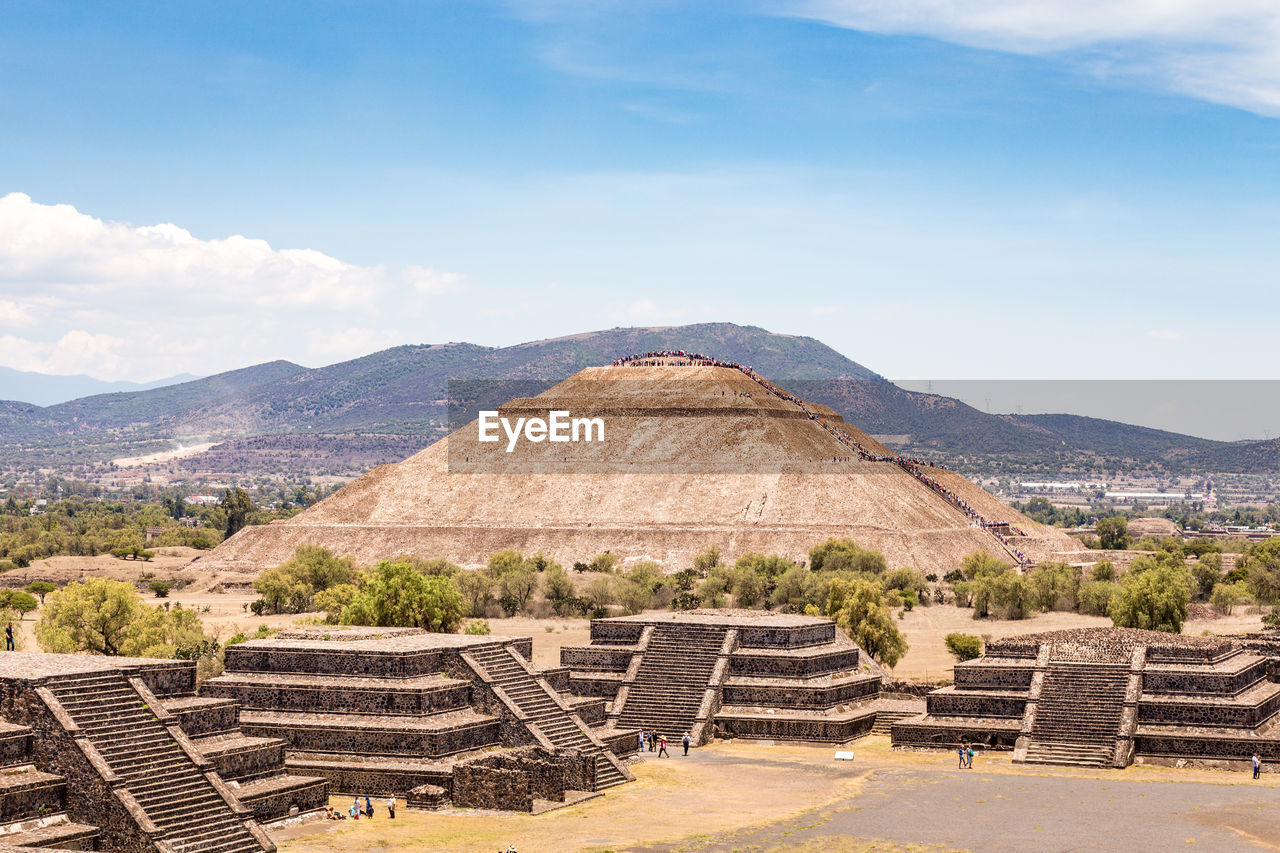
<box><xmin>0</xmin><ymin>323</ymin><xmax>1273</xmax><ymax>483</ymax></box>
<box><xmin>0</xmin><ymin>367</ymin><xmax>200</xmax><ymax>408</ymax></box>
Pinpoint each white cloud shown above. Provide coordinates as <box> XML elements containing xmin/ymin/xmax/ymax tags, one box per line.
<box><xmin>1146</xmin><ymin>329</ymin><xmax>1181</xmax><ymax>340</ymax></box>
<box><xmin>783</xmin><ymin>0</ymin><xmax>1280</xmax><ymax>114</ymax></box>
<box><xmin>0</xmin><ymin>193</ymin><xmax>467</xmax><ymax>380</ymax></box>
<box><xmin>810</xmin><ymin>305</ymin><xmax>841</xmax><ymax>316</ymax></box>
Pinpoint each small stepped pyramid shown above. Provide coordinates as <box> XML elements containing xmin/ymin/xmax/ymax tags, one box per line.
<box><xmin>1024</xmin><ymin>661</ymin><xmax>1130</xmax><ymax>768</ymax></box>
<box><xmin>45</xmin><ymin>671</ymin><xmax>268</xmax><ymax>853</ymax></box>
<box><xmin>466</xmin><ymin>645</ymin><xmax>629</xmax><ymax>790</ymax></box>
<box><xmin>617</xmin><ymin>624</ymin><xmax>728</xmax><ymax>742</ymax></box>
<box><xmin>0</xmin><ymin>720</ymin><xmax>100</xmax><ymax>849</ymax></box>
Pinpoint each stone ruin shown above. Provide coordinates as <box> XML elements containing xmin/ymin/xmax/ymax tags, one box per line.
<box><xmin>201</xmin><ymin>627</ymin><xmax>634</xmax><ymax>809</ymax></box>
<box><xmin>561</xmin><ymin>610</ymin><xmax>921</xmax><ymax>745</ymax></box>
<box><xmin>893</xmin><ymin>627</ymin><xmax>1280</xmax><ymax>768</ymax></box>
<box><xmin>0</xmin><ymin>627</ymin><xmax>637</xmax><ymax>852</ymax></box>
<box><xmin>0</xmin><ymin>651</ymin><xmax>321</xmax><ymax>853</ymax></box>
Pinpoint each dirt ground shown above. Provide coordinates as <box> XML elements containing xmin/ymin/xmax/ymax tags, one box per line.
<box><xmin>273</xmin><ymin>737</ymin><xmax>1280</xmax><ymax>853</ymax></box>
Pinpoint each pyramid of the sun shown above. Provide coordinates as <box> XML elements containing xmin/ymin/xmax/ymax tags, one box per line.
<box><xmin>202</xmin><ymin>361</ymin><xmax>1080</xmax><ymax>573</ymax></box>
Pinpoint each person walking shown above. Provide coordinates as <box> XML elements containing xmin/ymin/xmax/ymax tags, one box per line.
<box><xmin>957</xmin><ymin>745</ymin><xmax>966</xmax><ymax>769</ymax></box>
<box><xmin>364</xmin><ymin>795</ymin><xmax>373</xmax><ymax>818</ymax></box>
<box><xmin>4</xmin><ymin>623</ymin><xmax>12</xmax><ymax>651</ymax></box>
<box><xmin>966</xmin><ymin>746</ymin><xmax>975</xmax><ymax>769</ymax></box>
<box><xmin>387</xmin><ymin>794</ymin><xmax>396</xmax><ymax>819</ymax></box>
<box><xmin>658</xmin><ymin>735</ymin><xmax>669</xmax><ymax>758</ymax></box>
<box><xmin>638</xmin><ymin>730</ymin><xmax>646</xmax><ymax>753</ymax></box>
<box><xmin>682</xmin><ymin>732</ymin><xmax>691</xmax><ymax>756</ymax></box>
<box><xmin>1253</xmin><ymin>753</ymin><xmax>1261</xmax><ymax>779</ymax></box>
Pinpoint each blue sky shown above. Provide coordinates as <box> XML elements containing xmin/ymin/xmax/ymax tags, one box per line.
<box><xmin>2</xmin><ymin>1</ymin><xmax>1279</xmax><ymax>382</ymax></box>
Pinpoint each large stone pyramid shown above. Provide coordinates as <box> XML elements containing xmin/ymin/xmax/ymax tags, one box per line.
<box><xmin>201</xmin><ymin>359</ymin><xmax>1079</xmax><ymax>573</ymax></box>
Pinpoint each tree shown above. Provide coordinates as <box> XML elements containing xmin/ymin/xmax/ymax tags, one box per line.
<box><xmin>35</xmin><ymin>578</ymin><xmax>212</xmax><ymax>657</ymax></box>
<box><xmin>498</xmin><ymin>565</ymin><xmax>538</xmax><ymax>616</ymax></box>
<box><xmin>692</xmin><ymin>546</ymin><xmax>721</xmax><ymax>576</ymax></box>
<box><xmin>1078</xmin><ymin>580</ymin><xmax>1119</xmax><ymax>616</ymax></box>
<box><xmin>0</xmin><ymin>590</ymin><xmax>38</xmax><ymax>619</ymax></box>
<box><xmin>253</xmin><ymin>545</ymin><xmax>357</xmax><ymax>614</ymax></box>
<box><xmin>37</xmin><ymin>578</ymin><xmax>141</xmax><ymax>655</ymax></box>
<box><xmin>616</xmin><ymin>579</ymin><xmax>650</xmax><ymax>615</ymax></box>
<box><xmin>1190</xmin><ymin>552</ymin><xmax>1223</xmax><ymax>599</ymax></box>
<box><xmin>25</xmin><ymin>581</ymin><xmax>56</xmax><ymax>604</ymax></box>
<box><xmin>1210</xmin><ymin>582</ymin><xmax>1250</xmax><ymax>616</ymax></box>
<box><xmin>1096</xmin><ymin>516</ymin><xmax>1130</xmax><ymax>550</ymax></box>
<box><xmin>487</xmin><ymin>550</ymin><xmax>525</xmax><ymax>578</ymax></box>
<box><xmin>825</xmin><ymin>577</ymin><xmax>908</xmax><ymax>668</ymax></box>
<box><xmin>542</xmin><ymin>564</ymin><xmax>577</xmax><ymax>616</ymax></box>
<box><xmin>972</xmin><ymin>570</ymin><xmax>1029</xmax><ymax>620</ymax></box>
<box><xmin>960</xmin><ymin>550</ymin><xmax>1011</xmax><ymax>581</ymax></box>
<box><xmin>582</xmin><ymin>576</ymin><xmax>615</xmax><ymax>615</ymax></box>
<box><xmin>1090</xmin><ymin>561</ymin><xmax>1117</xmax><ymax>582</ymax></box>
<box><xmin>456</xmin><ymin>571</ymin><xmax>495</xmax><ymax>618</ymax></box>
<box><xmin>944</xmin><ymin>633</ymin><xmax>983</xmax><ymax>662</ymax></box>
<box><xmin>1027</xmin><ymin>563</ymin><xmax>1081</xmax><ymax>612</ymax></box>
<box><xmin>220</xmin><ymin>488</ymin><xmax>255</xmax><ymax>538</ymax></box>
<box><xmin>340</xmin><ymin>561</ymin><xmax>463</xmax><ymax>633</ymax></box>
<box><xmin>1245</xmin><ymin>538</ymin><xmax>1280</xmax><ymax>605</ymax></box>
<box><xmin>697</xmin><ymin>575</ymin><xmax>729</xmax><ymax>608</ymax></box>
<box><xmin>314</xmin><ymin>583</ymin><xmax>357</xmax><ymax>624</ymax></box>
<box><xmin>809</xmin><ymin>538</ymin><xmax>887</xmax><ymax>574</ymax></box>
<box><xmin>149</xmin><ymin>581</ymin><xmax>173</xmax><ymax>598</ymax></box>
<box><xmin>1110</xmin><ymin>565</ymin><xmax>1190</xmax><ymax>633</ymax></box>
<box><xmin>588</xmin><ymin>553</ymin><xmax>619</xmax><ymax>574</ymax></box>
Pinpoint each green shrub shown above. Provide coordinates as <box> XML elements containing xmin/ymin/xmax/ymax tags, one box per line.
<box><xmin>148</xmin><ymin>581</ymin><xmax>173</xmax><ymax>598</ymax></box>
<box><xmin>944</xmin><ymin>633</ymin><xmax>983</xmax><ymax>662</ymax></box>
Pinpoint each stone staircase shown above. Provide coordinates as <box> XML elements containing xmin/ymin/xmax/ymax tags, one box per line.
<box><xmin>1023</xmin><ymin>661</ymin><xmax>1130</xmax><ymax>768</ymax></box>
<box><xmin>617</xmin><ymin>624</ymin><xmax>729</xmax><ymax>744</ymax></box>
<box><xmin>465</xmin><ymin>645</ymin><xmax>630</xmax><ymax>791</ymax></box>
<box><xmin>44</xmin><ymin>671</ymin><xmax>269</xmax><ymax>853</ymax></box>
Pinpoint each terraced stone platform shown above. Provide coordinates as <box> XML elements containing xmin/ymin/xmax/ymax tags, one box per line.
<box><xmin>201</xmin><ymin>627</ymin><xmax>634</xmax><ymax>807</ymax></box>
<box><xmin>893</xmin><ymin>627</ymin><xmax>1280</xmax><ymax>769</ymax></box>
<box><xmin>0</xmin><ymin>651</ymin><xmax>294</xmax><ymax>853</ymax></box>
<box><xmin>563</xmin><ymin>610</ymin><xmax>919</xmax><ymax>746</ymax></box>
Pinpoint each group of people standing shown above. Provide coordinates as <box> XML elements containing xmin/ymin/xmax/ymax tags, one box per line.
<box><xmin>637</xmin><ymin>729</ymin><xmax>693</xmax><ymax>757</ymax></box>
<box><xmin>324</xmin><ymin>795</ymin><xmax>396</xmax><ymax>821</ymax></box>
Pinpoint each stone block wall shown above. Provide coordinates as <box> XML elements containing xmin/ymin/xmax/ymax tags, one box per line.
<box><xmin>926</xmin><ymin>689</ymin><xmax>1027</xmax><ymax>719</ymax></box>
<box><xmin>717</xmin><ymin>712</ymin><xmax>875</xmax><ymax>743</ymax></box>
<box><xmin>224</xmin><ymin>646</ymin><xmax>445</xmax><ymax>678</ymax></box>
<box><xmin>560</xmin><ymin>646</ymin><xmax>632</xmax><ymax>672</ymax></box>
<box><xmin>721</xmin><ymin>675</ymin><xmax>879</xmax><ymax>709</ymax></box>
<box><xmin>891</xmin><ymin>718</ymin><xmax>1021</xmax><ymax>750</ymax></box>
<box><xmin>737</xmin><ymin>623</ymin><xmax>836</xmax><ymax>649</ymax></box>
<box><xmin>168</xmin><ymin>702</ymin><xmax>239</xmax><ymax>737</ymax></box>
<box><xmin>243</xmin><ymin>718</ymin><xmax>501</xmax><ymax>757</ymax></box>
<box><xmin>133</xmin><ymin>663</ymin><xmax>197</xmax><ymax>698</ymax></box>
<box><xmin>1137</xmin><ymin>689</ymin><xmax>1280</xmax><ymax>728</ymax></box>
<box><xmin>452</xmin><ymin>765</ymin><xmax>531</xmax><ymax>812</ymax></box>
<box><xmin>952</xmin><ymin>663</ymin><xmax>1035</xmax><ymax>690</ymax></box>
<box><xmin>587</xmin><ymin>621</ymin><xmax>645</xmax><ymax>644</ymax></box>
<box><xmin>728</xmin><ymin>648</ymin><xmax>859</xmax><ymax>678</ymax></box>
<box><xmin>1142</xmin><ymin>661</ymin><xmax>1267</xmax><ymax>696</ymax></box>
<box><xmin>202</xmin><ymin>680</ymin><xmax>472</xmax><ymax>716</ymax></box>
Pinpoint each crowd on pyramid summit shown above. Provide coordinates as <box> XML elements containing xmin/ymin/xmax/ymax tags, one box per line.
<box><xmin>615</xmin><ymin>351</ymin><xmax>1032</xmax><ymax>567</ymax></box>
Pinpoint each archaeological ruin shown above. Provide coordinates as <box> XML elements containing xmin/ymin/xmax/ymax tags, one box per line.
<box><xmin>561</xmin><ymin>610</ymin><xmax>920</xmax><ymax>744</ymax></box>
<box><xmin>201</xmin><ymin>626</ymin><xmax>634</xmax><ymax>806</ymax></box>
<box><xmin>200</xmin><ymin>357</ymin><xmax>1082</xmax><ymax>574</ymax></box>
<box><xmin>893</xmin><ymin>627</ymin><xmax>1280</xmax><ymax>769</ymax></box>
<box><xmin>0</xmin><ymin>627</ymin><xmax>639</xmax><ymax>852</ymax></box>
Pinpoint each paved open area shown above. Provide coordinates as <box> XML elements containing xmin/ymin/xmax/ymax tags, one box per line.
<box><xmin>274</xmin><ymin>737</ymin><xmax>1280</xmax><ymax>853</ymax></box>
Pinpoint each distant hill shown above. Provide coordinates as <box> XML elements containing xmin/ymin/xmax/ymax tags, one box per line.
<box><xmin>0</xmin><ymin>322</ymin><xmax>1273</xmax><ymax>481</ymax></box>
<box><xmin>0</xmin><ymin>366</ymin><xmax>201</xmax><ymax>407</ymax></box>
